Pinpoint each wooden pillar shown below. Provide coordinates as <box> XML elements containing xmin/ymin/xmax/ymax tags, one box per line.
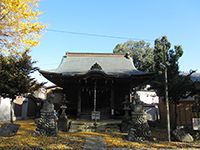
<box><xmin>129</xmin><ymin>83</ymin><xmax>134</xmax><ymax>103</ymax></box>
<box><xmin>77</xmin><ymin>87</ymin><xmax>81</xmax><ymax>116</ymax></box>
<box><xmin>129</xmin><ymin>86</ymin><xmax>133</xmax><ymax>103</ymax></box>
<box><xmin>93</xmin><ymin>81</ymin><xmax>97</xmax><ymax>112</ymax></box>
<box><xmin>110</xmin><ymin>86</ymin><xmax>114</xmax><ymax>116</ymax></box>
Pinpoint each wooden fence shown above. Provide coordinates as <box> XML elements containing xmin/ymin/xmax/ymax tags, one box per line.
<box><xmin>159</xmin><ymin>98</ymin><xmax>196</xmax><ymax>127</ymax></box>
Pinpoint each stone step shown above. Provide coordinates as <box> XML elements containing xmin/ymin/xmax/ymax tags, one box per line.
<box><xmin>83</xmin><ymin>136</ymin><xmax>106</xmax><ymax>150</ymax></box>
<box><xmin>69</xmin><ymin>120</ymin><xmax>121</xmax><ymax>132</ymax></box>
<box><xmin>79</xmin><ymin>113</ymin><xmax>111</xmax><ymax>120</ymax></box>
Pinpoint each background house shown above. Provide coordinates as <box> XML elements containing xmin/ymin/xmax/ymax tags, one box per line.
<box><xmin>136</xmin><ymin>85</ymin><xmax>159</xmax><ymax>122</ymax></box>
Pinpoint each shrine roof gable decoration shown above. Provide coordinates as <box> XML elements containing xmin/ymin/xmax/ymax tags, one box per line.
<box><xmin>39</xmin><ymin>52</ymin><xmax>151</xmax><ymax>78</ymax></box>
<box><xmin>90</xmin><ymin>62</ymin><xmax>103</xmax><ymax>71</ymax></box>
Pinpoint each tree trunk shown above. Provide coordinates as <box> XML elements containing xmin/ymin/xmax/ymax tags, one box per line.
<box><xmin>174</xmin><ymin>103</ymin><xmax>177</xmax><ymax>129</ymax></box>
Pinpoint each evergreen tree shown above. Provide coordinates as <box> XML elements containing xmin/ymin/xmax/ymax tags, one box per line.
<box><xmin>114</xmin><ymin>36</ymin><xmax>195</xmax><ymax>127</ymax></box>
<box><xmin>152</xmin><ymin>36</ymin><xmax>195</xmax><ymax>127</ymax></box>
<box><xmin>0</xmin><ymin>50</ymin><xmax>42</xmax><ymax>122</ymax></box>
<box><xmin>113</xmin><ymin>40</ymin><xmax>154</xmax><ymax>72</ymax></box>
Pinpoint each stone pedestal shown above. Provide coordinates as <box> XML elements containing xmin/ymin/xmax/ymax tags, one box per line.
<box><xmin>35</xmin><ymin>101</ymin><xmax>58</xmax><ymax>136</ymax></box>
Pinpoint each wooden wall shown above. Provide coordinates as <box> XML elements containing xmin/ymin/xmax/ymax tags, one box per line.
<box><xmin>159</xmin><ymin>98</ymin><xmax>195</xmax><ymax>127</ymax></box>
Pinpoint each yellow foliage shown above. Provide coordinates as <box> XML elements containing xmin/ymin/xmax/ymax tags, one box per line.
<box><xmin>0</xmin><ymin>0</ymin><xmax>45</xmax><ymax>54</ymax></box>
<box><xmin>0</xmin><ymin>120</ymin><xmax>85</xmax><ymax>150</ymax></box>
<box><xmin>77</xmin><ymin>131</ymin><xmax>200</xmax><ymax>149</ymax></box>
<box><xmin>1</xmin><ymin>120</ymin><xmax>200</xmax><ymax>149</ymax></box>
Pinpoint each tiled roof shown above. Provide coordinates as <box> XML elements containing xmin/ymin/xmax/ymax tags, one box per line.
<box><xmin>40</xmin><ymin>52</ymin><xmax>149</xmax><ymax>77</ymax></box>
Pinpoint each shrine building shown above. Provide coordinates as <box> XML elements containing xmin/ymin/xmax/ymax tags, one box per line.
<box><xmin>40</xmin><ymin>52</ymin><xmax>153</xmax><ymax>119</ymax></box>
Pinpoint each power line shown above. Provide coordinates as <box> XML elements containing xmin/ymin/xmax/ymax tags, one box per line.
<box><xmin>46</xmin><ymin>29</ymin><xmax>154</xmax><ymax>42</ymax></box>
<box><xmin>38</xmin><ymin>63</ymin><xmax>58</xmax><ymax>67</ymax></box>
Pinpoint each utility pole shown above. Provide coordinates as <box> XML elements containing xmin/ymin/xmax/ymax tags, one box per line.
<box><xmin>162</xmin><ymin>38</ymin><xmax>171</xmax><ymax>142</ymax></box>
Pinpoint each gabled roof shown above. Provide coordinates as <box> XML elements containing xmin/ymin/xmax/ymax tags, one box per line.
<box><xmin>40</xmin><ymin>52</ymin><xmax>150</xmax><ymax>78</ymax></box>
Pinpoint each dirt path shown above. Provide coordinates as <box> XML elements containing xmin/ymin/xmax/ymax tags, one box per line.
<box><xmin>83</xmin><ymin>136</ymin><xmax>106</xmax><ymax>150</ymax></box>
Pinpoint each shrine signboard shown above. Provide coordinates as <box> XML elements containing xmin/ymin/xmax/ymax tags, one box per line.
<box><xmin>91</xmin><ymin>111</ymin><xmax>100</xmax><ymax>120</ymax></box>
<box><xmin>192</xmin><ymin>118</ymin><xmax>200</xmax><ymax>130</ymax></box>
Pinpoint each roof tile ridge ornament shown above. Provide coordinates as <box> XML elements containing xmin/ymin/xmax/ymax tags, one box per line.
<box><xmin>124</xmin><ymin>52</ymin><xmax>138</xmax><ymax>70</ymax></box>
<box><xmin>124</xmin><ymin>52</ymin><xmax>130</xmax><ymax>59</ymax></box>
<box><xmin>90</xmin><ymin>62</ymin><xmax>103</xmax><ymax>71</ymax></box>
<box><xmin>65</xmin><ymin>52</ymin><xmax>124</xmax><ymax>57</ymax></box>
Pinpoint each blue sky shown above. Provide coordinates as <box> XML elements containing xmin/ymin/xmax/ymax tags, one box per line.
<box><xmin>31</xmin><ymin>0</ymin><xmax>200</xmax><ymax>84</ymax></box>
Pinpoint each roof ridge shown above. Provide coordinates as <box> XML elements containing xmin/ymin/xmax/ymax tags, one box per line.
<box><xmin>65</xmin><ymin>52</ymin><xmax>124</xmax><ymax>57</ymax></box>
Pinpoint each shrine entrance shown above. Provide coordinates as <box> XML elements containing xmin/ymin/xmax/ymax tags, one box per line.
<box><xmin>78</xmin><ymin>78</ymin><xmax>113</xmax><ymax>119</ymax></box>
<box><xmin>81</xmin><ymin>88</ymin><xmax>94</xmax><ymax>113</ymax></box>
<box><xmin>81</xmin><ymin>87</ymin><xmax>111</xmax><ymax>113</ymax></box>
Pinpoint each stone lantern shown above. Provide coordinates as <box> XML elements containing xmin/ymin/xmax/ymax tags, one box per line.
<box><xmin>58</xmin><ymin>105</ymin><xmax>70</xmax><ymax>132</ymax></box>
<box><xmin>35</xmin><ymin>99</ymin><xmax>58</xmax><ymax>136</ymax></box>
<box><xmin>127</xmin><ymin>93</ymin><xmax>152</xmax><ymax>142</ymax></box>
<box><xmin>122</xmin><ymin>95</ymin><xmax>131</xmax><ymax>119</ymax></box>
